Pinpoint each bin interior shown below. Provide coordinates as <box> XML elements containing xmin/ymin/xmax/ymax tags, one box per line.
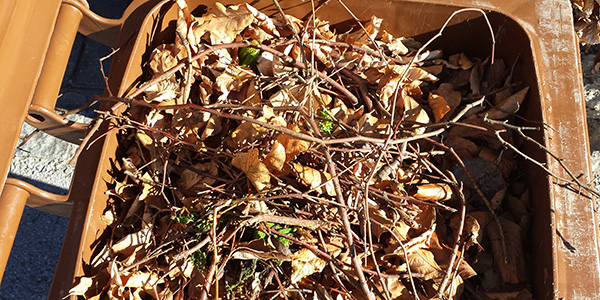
<box><xmin>52</xmin><ymin>0</ymin><xmax>576</xmax><ymax>299</ymax></box>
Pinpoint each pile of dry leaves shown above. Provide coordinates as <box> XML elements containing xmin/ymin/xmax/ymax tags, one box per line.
<box><xmin>69</xmin><ymin>1</ymin><xmax>534</xmax><ymax>299</ymax></box>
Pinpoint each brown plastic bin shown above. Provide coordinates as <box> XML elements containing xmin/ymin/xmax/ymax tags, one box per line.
<box><xmin>34</xmin><ymin>0</ymin><xmax>600</xmax><ymax>299</ymax></box>
<box><xmin>0</xmin><ymin>0</ymin><xmax>175</xmax><ymax>288</ymax></box>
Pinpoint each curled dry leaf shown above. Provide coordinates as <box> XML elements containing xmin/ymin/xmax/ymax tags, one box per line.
<box><xmin>68</xmin><ymin>277</ymin><xmax>95</xmax><ymax>297</ymax></box>
<box><xmin>411</xmin><ymin>183</ymin><xmax>453</xmax><ymax>201</ymax></box>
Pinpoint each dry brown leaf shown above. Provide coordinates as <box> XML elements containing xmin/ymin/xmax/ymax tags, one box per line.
<box><xmin>381</xmin><ymin>30</ymin><xmax>409</xmax><ymax>56</ymax></box>
<box><xmin>378</xmin><ymin>277</ymin><xmax>414</xmax><ymax>299</ymax></box>
<box><xmin>487</xmin><ymin>217</ymin><xmax>527</xmax><ymax>283</ymax></box>
<box><xmin>430</xmin><ymin>83</ymin><xmax>461</xmax><ymax>121</ymax></box>
<box><xmin>292</xmin><ymin>163</ymin><xmax>336</xmax><ymax>196</ymax></box>
<box><xmin>191</xmin><ymin>2</ymin><xmax>253</xmax><ymax>45</ymax></box>
<box><xmin>470</xmin><ymin>61</ymin><xmax>482</xmax><ymax>96</ymax></box>
<box><xmin>291</xmin><ymin>242</ymin><xmax>342</xmax><ymax>284</ymax></box>
<box><xmin>112</xmin><ymin>225</ymin><xmax>153</xmax><ymax>254</ymax></box>
<box><xmin>411</xmin><ymin>183</ymin><xmax>453</xmax><ymax>201</ymax></box>
<box><xmin>369</xmin><ymin>208</ymin><xmax>411</xmax><ymax>243</ymax></box>
<box><xmin>388</xmin><ymin>64</ymin><xmax>439</xmax><ymax>83</ymax></box>
<box><xmin>399</xmin><ymin>94</ymin><xmax>430</xmax><ymax>134</ymax></box>
<box><xmin>406</xmin><ymin>249</ymin><xmax>444</xmax><ymax>281</ymax></box>
<box><xmin>178</xmin><ymin>161</ymin><xmax>219</xmax><ymax>194</ymax></box>
<box><xmin>290</xmin><ymin>248</ymin><xmax>325</xmax><ymax>284</ymax></box>
<box><xmin>429</xmin><ymin>93</ymin><xmax>451</xmax><ymax>122</ymax></box>
<box><xmin>482</xmin><ymin>87</ymin><xmax>529</xmax><ymax>120</ymax></box>
<box><xmin>68</xmin><ymin>277</ymin><xmax>95</xmax><ymax>297</ymax></box>
<box><xmin>228</xmin><ymin>117</ymin><xmax>269</xmax><ymax>148</ymax></box>
<box><xmin>490</xmin><ymin>186</ymin><xmax>508</xmax><ymax>210</ymax></box>
<box><xmin>232</xmin><ymin>148</ymin><xmax>271</xmax><ymax>191</ymax></box>
<box><xmin>232</xmin><ymin>238</ymin><xmax>291</xmax><ymax>261</ymax></box>
<box><xmin>101</xmin><ymin>210</ymin><xmax>116</xmax><ymax>229</ymax></box>
<box><xmin>242</xmin><ymin>3</ymin><xmax>280</xmax><ymax>42</ymax></box>
<box><xmin>485</xmin><ymin>59</ymin><xmax>507</xmax><ymax>91</ymax></box>
<box><xmin>265</xmin><ymin>124</ymin><xmax>311</xmax><ymax>172</ymax></box>
<box><xmin>214</xmin><ymin>65</ymin><xmax>255</xmax><ymax>101</ymax></box>
<box><xmin>347</xmin><ymin>15</ymin><xmax>382</xmax><ymax>44</ymax></box>
<box><xmin>451</xmin><ymin>213</ymin><xmax>484</xmax><ymax>250</ymax></box>
<box><xmin>124</xmin><ymin>271</ymin><xmax>163</xmax><ymax>289</ymax></box>
<box><xmin>358</xmin><ymin>112</ymin><xmax>390</xmax><ymax>138</ymax></box>
<box><xmin>264</xmin><ymin>140</ymin><xmax>286</xmax><ymax>172</ymax></box>
<box><xmin>200</xmin><ymin>114</ymin><xmax>222</xmax><ymax>140</ymax></box>
<box><xmin>278</xmin><ymin>124</ymin><xmax>312</xmax><ymax>158</ymax></box>
<box><xmin>144</xmin><ymin>78</ymin><xmax>179</xmax><ymax>104</ymax></box>
<box><xmin>446</xmin><ymin>53</ymin><xmax>474</xmax><ymax>70</ymax></box>
<box><xmin>148</xmin><ymin>44</ymin><xmax>179</xmax><ymax>76</ymax></box>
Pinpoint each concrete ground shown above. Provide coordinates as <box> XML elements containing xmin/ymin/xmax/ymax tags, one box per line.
<box><xmin>1</xmin><ymin>2</ymin><xmax>600</xmax><ymax>300</ymax></box>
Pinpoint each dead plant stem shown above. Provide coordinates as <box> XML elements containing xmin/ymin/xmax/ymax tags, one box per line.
<box><xmin>323</xmin><ymin>147</ymin><xmax>375</xmax><ymax>300</ymax></box>
<box><xmin>436</xmin><ymin>179</ymin><xmax>466</xmax><ymax>298</ymax></box>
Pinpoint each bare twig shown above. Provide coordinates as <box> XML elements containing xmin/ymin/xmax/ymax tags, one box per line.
<box><xmin>437</xmin><ymin>177</ymin><xmax>466</xmax><ymax>298</ymax></box>
<box><xmin>323</xmin><ymin>147</ymin><xmax>375</xmax><ymax>300</ymax></box>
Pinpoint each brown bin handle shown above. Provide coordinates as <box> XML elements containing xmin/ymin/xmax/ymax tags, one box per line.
<box><xmin>0</xmin><ymin>178</ymin><xmax>69</xmax><ymax>284</ymax></box>
<box><xmin>25</xmin><ymin>0</ymin><xmax>125</xmax><ymax>145</ymax></box>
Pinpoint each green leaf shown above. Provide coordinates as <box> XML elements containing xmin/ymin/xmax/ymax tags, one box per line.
<box><xmin>238</xmin><ymin>45</ymin><xmax>261</xmax><ymax>68</ymax></box>
<box><xmin>318</xmin><ymin>109</ymin><xmax>336</xmax><ymax>134</ymax></box>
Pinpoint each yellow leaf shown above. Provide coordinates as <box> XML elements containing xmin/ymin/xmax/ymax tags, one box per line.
<box><xmin>232</xmin><ymin>148</ymin><xmax>271</xmax><ymax>191</ymax></box>
<box><xmin>292</xmin><ymin>163</ymin><xmax>336</xmax><ymax>196</ymax></box>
